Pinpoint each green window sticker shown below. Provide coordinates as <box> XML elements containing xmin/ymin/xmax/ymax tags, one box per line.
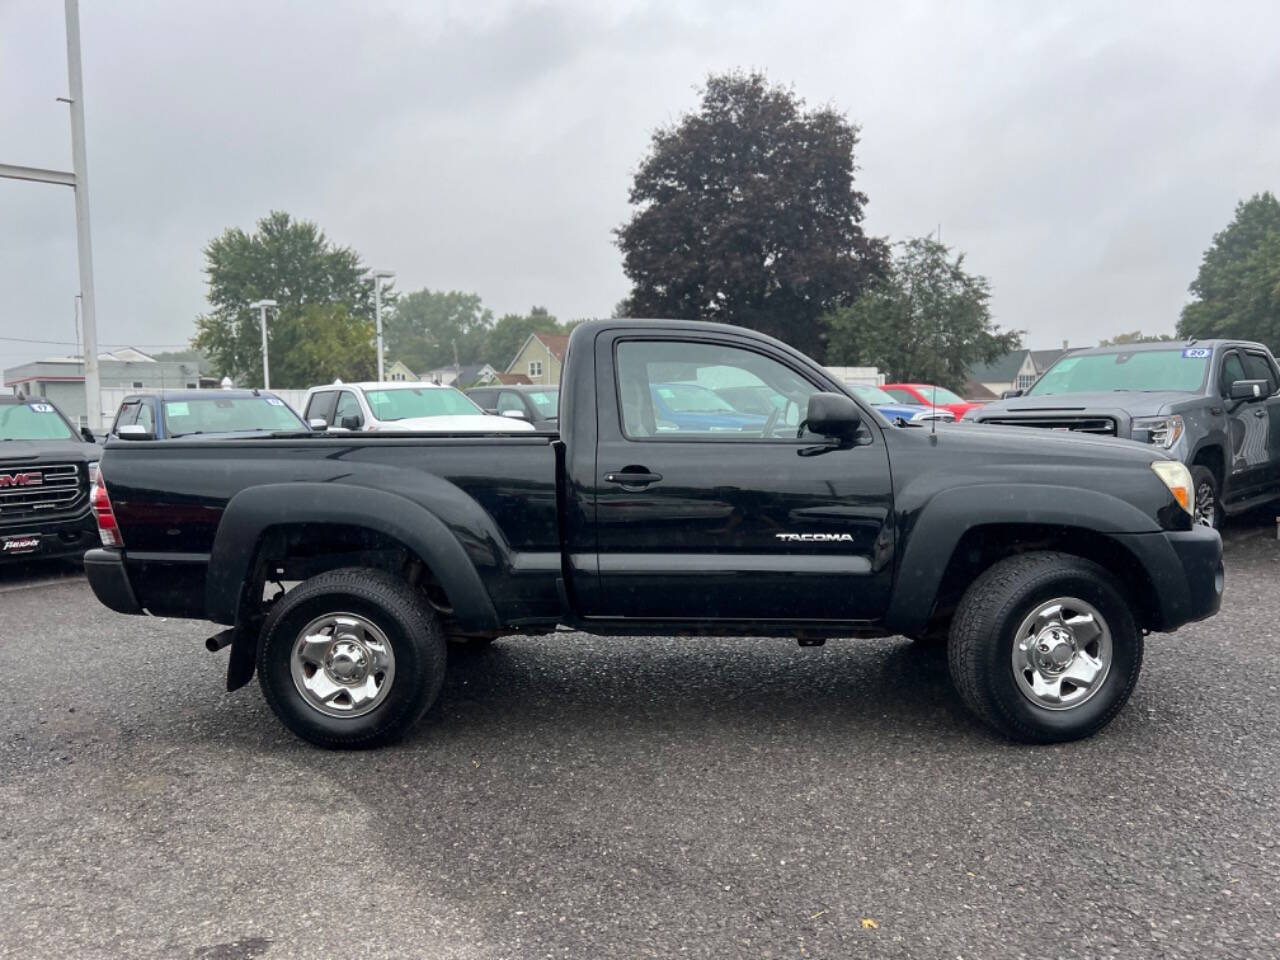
<box><xmin>164</xmin><ymin>402</ymin><xmax>190</xmax><ymax>417</ymax></box>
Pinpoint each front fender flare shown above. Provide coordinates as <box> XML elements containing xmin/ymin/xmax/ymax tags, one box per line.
<box><xmin>883</xmin><ymin>483</ymin><xmax>1161</xmax><ymax>636</ymax></box>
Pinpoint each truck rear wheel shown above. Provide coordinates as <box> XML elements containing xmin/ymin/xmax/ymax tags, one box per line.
<box><xmin>947</xmin><ymin>552</ymin><xmax>1143</xmax><ymax>743</ymax></box>
<box><xmin>257</xmin><ymin>568</ymin><xmax>447</xmax><ymax>748</ymax></box>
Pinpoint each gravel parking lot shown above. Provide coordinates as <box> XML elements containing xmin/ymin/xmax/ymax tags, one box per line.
<box><xmin>2</xmin><ymin>520</ymin><xmax>1278</xmax><ymax>960</ymax></box>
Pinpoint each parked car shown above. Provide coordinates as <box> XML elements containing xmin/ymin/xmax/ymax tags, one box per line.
<box><xmin>882</xmin><ymin>383</ymin><xmax>983</xmax><ymax>420</ymax></box>
<box><xmin>302</xmin><ymin>382</ymin><xmax>534</xmax><ymax>433</ymax></box>
<box><xmin>109</xmin><ymin>390</ymin><xmax>308</xmax><ymax>440</ymax></box>
<box><xmin>968</xmin><ymin>340</ymin><xmax>1280</xmax><ymax>527</ymax></box>
<box><xmin>649</xmin><ymin>382</ymin><xmax>768</xmax><ymax>432</ymax></box>
<box><xmin>847</xmin><ymin>384</ymin><xmax>956</xmax><ymax>423</ymax></box>
<box><xmin>466</xmin><ymin>384</ymin><xmax>559</xmax><ymax>429</ymax></box>
<box><xmin>0</xmin><ymin>395</ymin><xmax>100</xmax><ymax>563</ymax></box>
<box><xmin>85</xmin><ymin>319</ymin><xmax>1222</xmax><ymax>749</ymax></box>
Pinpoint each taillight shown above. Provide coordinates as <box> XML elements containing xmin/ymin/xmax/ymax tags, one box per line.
<box><xmin>92</xmin><ymin>478</ymin><xmax>123</xmax><ymax>547</ymax></box>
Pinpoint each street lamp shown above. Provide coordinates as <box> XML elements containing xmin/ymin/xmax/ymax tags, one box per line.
<box><xmin>249</xmin><ymin>299</ymin><xmax>278</xmax><ymax>388</ymax></box>
<box><xmin>370</xmin><ymin>270</ymin><xmax>395</xmax><ymax>381</ymax></box>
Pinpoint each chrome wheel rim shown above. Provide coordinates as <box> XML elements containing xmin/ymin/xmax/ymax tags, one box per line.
<box><xmin>290</xmin><ymin>613</ymin><xmax>395</xmax><ymax>718</ymax></box>
<box><xmin>1194</xmin><ymin>481</ymin><xmax>1216</xmax><ymax>527</ymax></box>
<box><xmin>1011</xmin><ymin>597</ymin><xmax>1112</xmax><ymax>711</ymax></box>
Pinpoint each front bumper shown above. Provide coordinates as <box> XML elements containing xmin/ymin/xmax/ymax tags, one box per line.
<box><xmin>84</xmin><ymin>547</ymin><xmax>143</xmax><ymax>615</ymax></box>
<box><xmin>1115</xmin><ymin>525</ymin><xmax>1223</xmax><ymax>632</ymax></box>
<box><xmin>0</xmin><ymin>509</ymin><xmax>98</xmax><ymax>564</ymax></box>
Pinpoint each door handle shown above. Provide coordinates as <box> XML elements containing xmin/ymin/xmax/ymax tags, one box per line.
<box><xmin>1255</xmin><ymin>409</ymin><xmax>1267</xmax><ymax>418</ymax></box>
<box><xmin>604</xmin><ymin>468</ymin><xmax>663</xmax><ymax>487</ymax></box>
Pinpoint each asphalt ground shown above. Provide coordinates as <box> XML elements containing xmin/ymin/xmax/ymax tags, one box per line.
<box><xmin>1</xmin><ymin>517</ymin><xmax>1278</xmax><ymax>959</ymax></box>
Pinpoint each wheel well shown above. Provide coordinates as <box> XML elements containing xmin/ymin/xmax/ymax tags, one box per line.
<box><xmin>927</xmin><ymin>524</ymin><xmax>1159</xmax><ymax>634</ymax></box>
<box><xmin>245</xmin><ymin>522</ymin><xmax>455</xmax><ymax>620</ymax></box>
<box><xmin>1191</xmin><ymin>445</ymin><xmax>1225</xmax><ymax>488</ymax></box>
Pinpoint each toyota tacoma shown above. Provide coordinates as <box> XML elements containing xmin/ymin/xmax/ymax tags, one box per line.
<box><xmin>84</xmin><ymin>320</ymin><xmax>1224</xmax><ymax>747</ymax></box>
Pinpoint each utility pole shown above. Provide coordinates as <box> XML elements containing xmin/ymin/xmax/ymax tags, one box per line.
<box><xmin>0</xmin><ymin>0</ymin><xmax>102</xmax><ymax>428</ymax></box>
<box><xmin>370</xmin><ymin>270</ymin><xmax>395</xmax><ymax>381</ymax></box>
<box><xmin>250</xmin><ymin>300</ymin><xmax>277</xmax><ymax>388</ymax></box>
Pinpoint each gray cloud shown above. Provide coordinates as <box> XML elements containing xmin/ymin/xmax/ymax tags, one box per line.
<box><xmin>2</xmin><ymin>0</ymin><xmax>1278</xmax><ymax>372</ymax></box>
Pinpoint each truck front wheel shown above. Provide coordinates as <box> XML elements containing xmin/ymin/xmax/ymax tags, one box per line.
<box><xmin>947</xmin><ymin>552</ymin><xmax>1143</xmax><ymax>743</ymax></box>
<box><xmin>257</xmin><ymin>568</ymin><xmax>447</xmax><ymax>748</ymax></box>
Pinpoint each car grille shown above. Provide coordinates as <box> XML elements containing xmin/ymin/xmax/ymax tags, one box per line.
<box><xmin>980</xmin><ymin>415</ymin><xmax>1117</xmax><ymax>435</ymax></box>
<box><xmin>0</xmin><ymin>462</ymin><xmax>86</xmax><ymax>521</ymax></box>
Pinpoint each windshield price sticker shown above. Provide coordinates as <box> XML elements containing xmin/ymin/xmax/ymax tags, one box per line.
<box><xmin>1182</xmin><ymin>348</ymin><xmax>1211</xmax><ymax>359</ymax></box>
<box><xmin>164</xmin><ymin>402</ymin><xmax>190</xmax><ymax>417</ymax></box>
<box><xmin>264</xmin><ymin>397</ymin><xmax>284</xmax><ymax>406</ymax></box>
<box><xmin>28</xmin><ymin>403</ymin><xmax>55</xmax><ymax>413</ymax></box>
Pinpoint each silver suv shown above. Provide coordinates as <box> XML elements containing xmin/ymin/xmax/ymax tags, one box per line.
<box><xmin>969</xmin><ymin>339</ymin><xmax>1280</xmax><ymax>527</ymax></box>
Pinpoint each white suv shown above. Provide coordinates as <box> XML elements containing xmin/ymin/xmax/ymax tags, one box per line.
<box><xmin>301</xmin><ymin>381</ymin><xmax>535</xmax><ymax>433</ymax></box>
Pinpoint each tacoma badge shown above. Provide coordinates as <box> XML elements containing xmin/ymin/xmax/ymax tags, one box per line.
<box><xmin>775</xmin><ymin>533</ymin><xmax>855</xmax><ymax>542</ymax></box>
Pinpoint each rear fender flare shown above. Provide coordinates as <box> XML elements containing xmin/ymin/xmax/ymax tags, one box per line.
<box><xmin>204</xmin><ymin>483</ymin><xmax>500</xmax><ymax>632</ymax></box>
<box><xmin>884</xmin><ymin>483</ymin><xmax>1161</xmax><ymax>636</ymax></box>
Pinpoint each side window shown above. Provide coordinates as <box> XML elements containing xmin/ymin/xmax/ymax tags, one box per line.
<box><xmin>1243</xmin><ymin>352</ymin><xmax>1279</xmax><ymax>395</ymax></box>
<box><xmin>469</xmin><ymin>390</ymin><xmax>496</xmax><ymax>410</ymax></box>
<box><xmin>305</xmin><ymin>391</ymin><xmax>337</xmax><ymax>425</ymax></box>
<box><xmin>334</xmin><ymin>391</ymin><xmax>364</xmax><ymax>428</ymax></box>
<box><xmin>529</xmin><ymin>360</ymin><xmax>544</xmax><ymax>379</ymax></box>
<box><xmin>1220</xmin><ymin>352</ymin><xmax>1246</xmax><ymax>395</ymax></box>
<box><xmin>884</xmin><ymin>388</ymin><xmax>917</xmax><ymax>404</ymax></box>
<box><xmin>615</xmin><ymin>339</ymin><xmax>819</xmax><ymax>441</ymax></box>
<box><xmin>496</xmin><ymin>392</ymin><xmax>525</xmax><ymax>414</ymax></box>
<box><xmin>136</xmin><ymin>401</ymin><xmax>156</xmax><ymax>434</ymax></box>
<box><xmin>112</xmin><ymin>401</ymin><xmax>139</xmax><ymax>433</ymax></box>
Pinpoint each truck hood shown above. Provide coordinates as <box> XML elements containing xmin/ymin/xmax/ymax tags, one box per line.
<box><xmin>372</xmin><ymin>414</ymin><xmax>536</xmax><ymax>433</ymax></box>
<box><xmin>0</xmin><ymin>438</ymin><xmax>100</xmax><ymax>461</ymax></box>
<box><xmin>976</xmin><ymin>390</ymin><xmax>1197</xmax><ymax>417</ymax></box>
<box><xmin>945</xmin><ymin>418</ymin><xmax>1166</xmax><ymax>467</ymax></box>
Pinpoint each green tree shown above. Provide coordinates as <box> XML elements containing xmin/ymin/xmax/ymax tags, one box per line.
<box><xmin>1178</xmin><ymin>192</ymin><xmax>1280</xmax><ymax>346</ymax></box>
<box><xmin>824</xmin><ymin>236</ymin><xmax>1021</xmax><ymax>392</ymax></box>
<box><xmin>615</xmin><ymin>70</ymin><xmax>888</xmax><ymax>359</ymax></box>
<box><xmin>485</xmin><ymin>306</ymin><xmax>563</xmax><ymax>370</ymax></box>
<box><xmin>1097</xmin><ymin>331</ymin><xmax>1174</xmax><ymax>347</ymax></box>
<box><xmin>384</xmin><ymin>290</ymin><xmax>493</xmax><ymax>374</ymax></box>
<box><xmin>192</xmin><ymin>211</ymin><xmax>378</xmax><ymax>387</ymax></box>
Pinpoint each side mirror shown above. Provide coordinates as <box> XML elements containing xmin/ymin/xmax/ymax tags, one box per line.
<box><xmin>117</xmin><ymin>424</ymin><xmax>155</xmax><ymax>441</ymax></box>
<box><xmin>500</xmin><ymin>409</ymin><xmax>528</xmax><ymax>420</ymax></box>
<box><xmin>1229</xmin><ymin>379</ymin><xmax>1269</xmax><ymax>402</ymax></box>
<box><xmin>80</xmin><ymin>426</ymin><xmax>97</xmax><ymax>443</ymax></box>
<box><xmin>339</xmin><ymin>415</ymin><xmax>362</xmax><ymax>430</ymax></box>
<box><xmin>1000</xmin><ymin>389</ymin><xmax>1023</xmax><ymax>400</ymax></box>
<box><xmin>308</xmin><ymin>418</ymin><xmax>328</xmax><ymax>431</ymax></box>
<box><xmin>802</xmin><ymin>392</ymin><xmax>862</xmax><ymax>441</ymax></box>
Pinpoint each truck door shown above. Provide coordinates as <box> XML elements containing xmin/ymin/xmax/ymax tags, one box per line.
<box><xmin>581</xmin><ymin>330</ymin><xmax>894</xmax><ymax>623</ymax></box>
<box><xmin>1241</xmin><ymin>348</ymin><xmax>1280</xmax><ymax>488</ymax></box>
<box><xmin>1220</xmin><ymin>349</ymin><xmax>1271</xmax><ymax>499</ymax></box>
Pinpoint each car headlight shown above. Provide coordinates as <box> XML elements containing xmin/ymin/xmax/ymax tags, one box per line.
<box><xmin>1151</xmin><ymin>460</ymin><xmax>1194</xmax><ymax>517</ymax></box>
<box><xmin>1133</xmin><ymin>415</ymin><xmax>1184</xmax><ymax>449</ymax></box>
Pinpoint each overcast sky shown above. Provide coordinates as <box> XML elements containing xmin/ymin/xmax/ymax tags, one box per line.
<box><xmin>2</xmin><ymin>0</ymin><xmax>1278</xmax><ymax>373</ymax></box>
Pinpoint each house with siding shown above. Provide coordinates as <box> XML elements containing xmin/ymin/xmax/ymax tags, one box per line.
<box><xmin>506</xmin><ymin>333</ymin><xmax>568</xmax><ymax>386</ymax></box>
<box><xmin>966</xmin><ymin>346</ymin><xmax>1072</xmax><ymax>398</ymax></box>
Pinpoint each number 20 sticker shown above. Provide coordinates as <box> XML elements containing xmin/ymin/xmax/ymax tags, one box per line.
<box><xmin>1182</xmin><ymin>348</ymin><xmax>1210</xmax><ymax>359</ymax></box>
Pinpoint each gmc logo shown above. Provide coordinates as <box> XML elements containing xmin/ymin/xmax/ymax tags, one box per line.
<box><xmin>0</xmin><ymin>472</ymin><xmax>42</xmax><ymax>488</ymax></box>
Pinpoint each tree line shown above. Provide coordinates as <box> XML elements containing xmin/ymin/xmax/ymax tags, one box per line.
<box><xmin>192</xmin><ymin>72</ymin><xmax>1277</xmax><ymax>391</ymax></box>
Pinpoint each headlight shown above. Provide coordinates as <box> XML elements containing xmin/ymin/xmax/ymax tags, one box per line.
<box><xmin>1133</xmin><ymin>415</ymin><xmax>1184</xmax><ymax>449</ymax></box>
<box><xmin>1151</xmin><ymin>460</ymin><xmax>1194</xmax><ymax>517</ymax></box>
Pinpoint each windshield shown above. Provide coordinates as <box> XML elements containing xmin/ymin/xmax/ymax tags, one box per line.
<box><xmin>851</xmin><ymin>384</ymin><xmax>901</xmax><ymax>405</ymax></box>
<box><xmin>653</xmin><ymin>383</ymin><xmax>739</xmax><ymax>413</ymax></box>
<box><xmin>525</xmin><ymin>389</ymin><xmax>558</xmax><ymax>418</ymax></box>
<box><xmin>1028</xmin><ymin>349</ymin><xmax>1209</xmax><ymax>396</ymax></box>
<box><xmin>0</xmin><ymin>402</ymin><xmax>75</xmax><ymax>441</ymax></box>
<box><xmin>164</xmin><ymin>396</ymin><xmax>306</xmax><ymax>437</ymax></box>
<box><xmin>908</xmin><ymin>385</ymin><xmax>963</xmax><ymax>404</ymax></box>
<box><xmin>364</xmin><ymin>386</ymin><xmax>484</xmax><ymax>421</ymax></box>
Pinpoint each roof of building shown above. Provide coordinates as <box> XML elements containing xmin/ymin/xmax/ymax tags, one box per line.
<box><xmin>496</xmin><ymin>372</ymin><xmax>532</xmax><ymax>385</ymax></box>
<box><xmin>962</xmin><ymin>379</ymin><xmax>1000</xmax><ymax>402</ymax></box>
<box><xmin>1029</xmin><ymin>348</ymin><xmax>1069</xmax><ymax>373</ymax></box>
<box><xmin>967</xmin><ymin>350</ymin><xmax>1030</xmax><ymax>382</ymax></box>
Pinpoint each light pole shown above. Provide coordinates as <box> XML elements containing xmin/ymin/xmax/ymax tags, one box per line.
<box><xmin>370</xmin><ymin>270</ymin><xmax>395</xmax><ymax>381</ymax></box>
<box><xmin>249</xmin><ymin>299</ymin><xmax>277</xmax><ymax>388</ymax></box>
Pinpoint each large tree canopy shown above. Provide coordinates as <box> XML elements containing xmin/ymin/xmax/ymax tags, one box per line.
<box><xmin>192</xmin><ymin>211</ymin><xmax>377</xmax><ymax>387</ymax></box>
<box><xmin>1177</xmin><ymin>192</ymin><xmax>1280</xmax><ymax>348</ymax></box>
<box><xmin>824</xmin><ymin>236</ymin><xmax>1021</xmax><ymax>392</ymax></box>
<box><xmin>384</xmin><ymin>290</ymin><xmax>493</xmax><ymax>373</ymax></box>
<box><xmin>615</xmin><ymin>70</ymin><xmax>888</xmax><ymax>359</ymax></box>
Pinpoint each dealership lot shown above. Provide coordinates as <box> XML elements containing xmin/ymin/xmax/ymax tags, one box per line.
<box><xmin>2</xmin><ymin>521</ymin><xmax>1278</xmax><ymax>960</ymax></box>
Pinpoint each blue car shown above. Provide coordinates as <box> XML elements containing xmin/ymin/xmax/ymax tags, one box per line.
<box><xmin>650</xmin><ymin>383</ymin><xmax>768</xmax><ymax>433</ymax></box>
<box><xmin>849</xmin><ymin>384</ymin><xmax>955</xmax><ymax>423</ymax></box>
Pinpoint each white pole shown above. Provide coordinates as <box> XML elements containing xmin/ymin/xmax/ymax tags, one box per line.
<box><xmin>64</xmin><ymin>0</ymin><xmax>101</xmax><ymax>429</ymax></box>
<box><xmin>375</xmin><ymin>276</ymin><xmax>385</xmax><ymax>381</ymax></box>
<box><xmin>260</xmin><ymin>303</ymin><xmax>270</xmax><ymax>389</ymax></box>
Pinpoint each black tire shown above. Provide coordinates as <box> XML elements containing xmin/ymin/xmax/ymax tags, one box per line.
<box><xmin>1190</xmin><ymin>465</ymin><xmax>1222</xmax><ymax>529</ymax></box>
<box><xmin>257</xmin><ymin>567</ymin><xmax>447</xmax><ymax>749</ymax></box>
<box><xmin>947</xmin><ymin>552</ymin><xmax>1143</xmax><ymax>744</ymax></box>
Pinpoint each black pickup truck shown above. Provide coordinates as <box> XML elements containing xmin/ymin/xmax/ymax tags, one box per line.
<box><xmin>85</xmin><ymin>320</ymin><xmax>1224</xmax><ymax>747</ymax></box>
